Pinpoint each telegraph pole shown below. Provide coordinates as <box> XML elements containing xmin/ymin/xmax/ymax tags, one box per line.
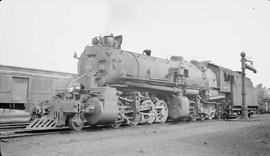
<box><xmin>240</xmin><ymin>52</ymin><xmax>256</xmax><ymax>119</ymax></box>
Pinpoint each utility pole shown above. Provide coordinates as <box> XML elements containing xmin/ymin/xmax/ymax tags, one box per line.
<box><xmin>240</xmin><ymin>52</ymin><xmax>257</xmax><ymax>119</ymax></box>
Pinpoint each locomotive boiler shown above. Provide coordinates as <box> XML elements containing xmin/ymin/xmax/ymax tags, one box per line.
<box><xmin>26</xmin><ymin>34</ymin><xmax>256</xmax><ymax>131</ymax></box>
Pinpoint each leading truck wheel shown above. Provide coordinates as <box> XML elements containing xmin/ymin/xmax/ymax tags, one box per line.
<box><xmin>68</xmin><ymin>114</ymin><xmax>85</xmax><ymax>131</ymax></box>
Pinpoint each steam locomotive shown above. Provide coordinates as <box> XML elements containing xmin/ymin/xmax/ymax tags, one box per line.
<box><xmin>26</xmin><ymin>34</ymin><xmax>258</xmax><ymax>131</ymax></box>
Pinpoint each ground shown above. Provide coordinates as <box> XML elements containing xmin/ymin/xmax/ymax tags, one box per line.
<box><xmin>1</xmin><ymin>114</ymin><xmax>270</xmax><ymax>156</ymax></box>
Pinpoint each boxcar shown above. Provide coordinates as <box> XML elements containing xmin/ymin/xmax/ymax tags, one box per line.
<box><xmin>0</xmin><ymin>64</ymin><xmax>75</xmax><ymax>113</ymax></box>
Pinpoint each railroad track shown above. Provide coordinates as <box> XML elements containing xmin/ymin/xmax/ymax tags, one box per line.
<box><xmin>0</xmin><ymin>123</ymin><xmax>168</xmax><ymax>140</ymax></box>
<box><xmin>0</xmin><ymin>123</ymin><xmax>118</xmax><ymax>139</ymax></box>
<box><xmin>0</xmin><ymin>123</ymin><xmax>141</xmax><ymax>140</ymax></box>
<box><xmin>0</xmin><ymin>128</ymin><xmax>72</xmax><ymax>139</ymax></box>
<box><xmin>0</xmin><ymin>119</ymin><xmax>219</xmax><ymax>140</ymax></box>
<box><xmin>0</xmin><ymin>122</ymin><xmax>29</xmax><ymax>130</ymax></box>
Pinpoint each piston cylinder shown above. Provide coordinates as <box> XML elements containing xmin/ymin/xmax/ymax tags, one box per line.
<box><xmin>168</xmin><ymin>95</ymin><xmax>190</xmax><ymax>119</ymax></box>
<box><xmin>83</xmin><ymin>87</ymin><xmax>119</xmax><ymax>125</ymax></box>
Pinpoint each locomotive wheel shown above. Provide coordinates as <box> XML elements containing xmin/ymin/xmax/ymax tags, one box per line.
<box><xmin>141</xmin><ymin>114</ymin><xmax>155</xmax><ymax>124</ymax></box>
<box><xmin>111</xmin><ymin>122</ymin><xmax>122</xmax><ymax>128</ymax></box>
<box><xmin>68</xmin><ymin>114</ymin><xmax>85</xmax><ymax>131</ymax></box>
<box><xmin>200</xmin><ymin>114</ymin><xmax>207</xmax><ymax>121</ymax></box>
<box><xmin>190</xmin><ymin>117</ymin><xmax>197</xmax><ymax>122</ymax></box>
<box><xmin>130</xmin><ymin>113</ymin><xmax>141</xmax><ymax>126</ymax></box>
<box><xmin>208</xmin><ymin>112</ymin><xmax>215</xmax><ymax>120</ymax></box>
<box><xmin>139</xmin><ymin>99</ymin><xmax>156</xmax><ymax>124</ymax></box>
<box><xmin>188</xmin><ymin>113</ymin><xmax>197</xmax><ymax>121</ymax></box>
<box><xmin>147</xmin><ymin>114</ymin><xmax>155</xmax><ymax>124</ymax></box>
<box><xmin>154</xmin><ymin>100</ymin><xmax>168</xmax><ymax>123</ymax></box>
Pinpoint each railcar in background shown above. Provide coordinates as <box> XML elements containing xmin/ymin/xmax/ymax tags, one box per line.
<box><xmin>256</xmin><ymin>86</ymin><xmax>270</xmax><ymax>113</ymax></box>
<box><xmin>0</xmin><ymin>65</ymin><xmax>75</xmax><ymax>123</ymax></box>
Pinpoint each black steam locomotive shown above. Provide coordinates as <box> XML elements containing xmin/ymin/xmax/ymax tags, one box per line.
<box><xmin>26</xmin><ymin>34</ymin><xmax>258</xmax><ymax>131</ymax></box>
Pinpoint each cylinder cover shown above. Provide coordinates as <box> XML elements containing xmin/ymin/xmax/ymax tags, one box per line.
<box><xmin>168</xmin><ymin>95</ymin><xmax>190</xmax><ymax>119</ymax></box>
<box><xmin>83</xmin><ymin>87</ymin><xmax>119</xmax><ymax>125</ymax></box>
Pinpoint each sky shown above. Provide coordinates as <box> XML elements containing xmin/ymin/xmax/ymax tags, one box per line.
<box><xmin>0</xmin><ymin>0</ymin><xmax>270</xmax><ymax>87</ymax></box>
